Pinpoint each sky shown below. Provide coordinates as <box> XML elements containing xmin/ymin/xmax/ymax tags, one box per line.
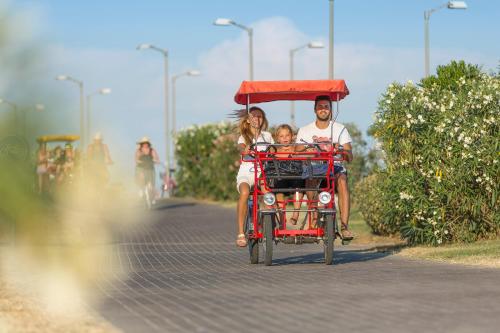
<box><xmin>3</xmin><ymin>0</ymin><xmax>500</xmax><ymax>179</ymax></box>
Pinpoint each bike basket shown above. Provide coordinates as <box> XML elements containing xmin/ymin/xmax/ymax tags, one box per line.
<box><xmin>264</xmin><ymin>160</ymin><xmax>304</xmax><ymax>178</ymax></box>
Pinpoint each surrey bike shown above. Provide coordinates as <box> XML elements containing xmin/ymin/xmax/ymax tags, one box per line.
<box><xmin>236</xmin><ymin>80</ymin><xmax>351</xmax><ymax>266</ymax></box>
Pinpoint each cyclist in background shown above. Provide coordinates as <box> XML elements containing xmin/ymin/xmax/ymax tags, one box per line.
<box><xmin>135</xmin><ymin>137</ymin><xmax>160</xmax><ymax>200</ymax></box>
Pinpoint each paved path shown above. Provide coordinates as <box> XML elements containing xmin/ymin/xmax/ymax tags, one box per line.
<box><xmin>96</xmin><ymin>200</ymin><xmax>500</xmax><ymax>333</ymax></box>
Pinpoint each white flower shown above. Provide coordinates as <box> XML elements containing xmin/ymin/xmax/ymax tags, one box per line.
<box><xmin>399</xmin><ymin>192</ymin><xmax>414</xmax><ymax>200</ymax></box>
<box><xmin>434</xmin><ymin>230</ymin><xmax>440</xmax><ymax>235</ymax></box>
<box><xmin>406</xmin><ymin>114</ymin><xmax>412</xmax><ymax>119</ymax></box>
<box><xmin>444</xmin><ymin>230</ymin><xmax>449</xmax><ymax>235</ymax></box>
<box><xmin>437</xmin><ymin>239</ymin><xmax>443</xmax><ymax>244</ymax></box>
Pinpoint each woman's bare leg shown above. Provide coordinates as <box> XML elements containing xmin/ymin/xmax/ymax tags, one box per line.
<box><xmin>237</xmin><ymin>183</ymin><xmax>250</xmax><ymax>236</ymax></box>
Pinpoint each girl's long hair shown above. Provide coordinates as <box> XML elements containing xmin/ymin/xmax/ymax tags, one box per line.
<box><xmin>234</xmin><ymin>106</ymin><xmax>269</xmax><ymax>146</ymax></box>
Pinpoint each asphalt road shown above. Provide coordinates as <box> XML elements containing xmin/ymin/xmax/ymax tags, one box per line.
<box><xmin>96</xmin><ymin>199</ymin><xmax>500</xmax><ymax>333</ymax></box>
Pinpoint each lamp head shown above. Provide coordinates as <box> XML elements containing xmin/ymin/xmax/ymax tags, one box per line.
<box><xmin>35</xmin><ymin>104</ymin><xmax>45</xmax><ymax>111</ymax></box>
<box><xmin>56</xmin><ymin>75</ymin><xmax>68</xmax><ymax>81</ymax></box>
<box><xmin>100</xmin><ymin>88</ymin><xmax>112</xmax><ymax>95</ymax></box>
<box><xmin>308</xmin><ymin>41</ymin><xmax>325</xmax><ymax>49</ymax></box>
<box><xmin>137</xmin><ymin>43</ymin><xmax>152</xmax><ymax>50</ymax></box>
<box><xmin>447</xmin><ymin>1</ymin><xmax>467</xmax><ymax>9</ymax></box>
<box><xmin>214</xmin><ymin>18</ymin><xmax>232</xmax><ymax>26</ymax></box>
<box><xmin>187</xmin><ymin>70</ymin><xmax>201</xmax><ymax>76</ymax></box>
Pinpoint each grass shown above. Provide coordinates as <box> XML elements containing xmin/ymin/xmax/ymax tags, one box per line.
<box><xmin>398</xmin><ymin>240</ymin><xmax>500</xmax><ymax>268</ymax></box>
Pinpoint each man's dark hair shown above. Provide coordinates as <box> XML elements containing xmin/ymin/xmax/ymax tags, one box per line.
<box><xmin>314</xmin><ymin>95</ymin><xmax>332</xmax><ymax>110</ymax></box>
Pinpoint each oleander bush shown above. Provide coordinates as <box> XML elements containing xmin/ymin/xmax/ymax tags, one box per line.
<box><xmin>356</xmin><ymin>61</ymin><xmax>499</xmax><ymax>245</ymax></box>
<box><xmin>175</xmin><ymin>122</ymin><xmax>240</xmax><ymax>201</ymax></box>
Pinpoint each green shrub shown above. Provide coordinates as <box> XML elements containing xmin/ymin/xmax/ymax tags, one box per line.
<box><xmin>175</xmin><ymin>122</ymin><xmax>240</xmax><ymax>201</ymax></box>
<box><xmin>357</xmin><ymin>61</ymin><xmax>499</xmax><ymax>245</ymax></box>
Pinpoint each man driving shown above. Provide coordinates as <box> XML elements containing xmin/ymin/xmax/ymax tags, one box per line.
<box><xmin>296</xmin><ymin>95</ymin><xmax>354</xmax><ymax>240</ymax></box>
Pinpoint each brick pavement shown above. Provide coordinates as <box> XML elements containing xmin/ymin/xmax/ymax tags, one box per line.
<box><xmin>96</xmin><ymin>199</ymin><xmax>500</xmax><ymax>333</ymax></box>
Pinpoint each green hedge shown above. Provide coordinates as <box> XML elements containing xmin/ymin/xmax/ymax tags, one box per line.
<box><xmin>175</xmin><ymin>122</ymin><xmax>240</xmax><ymax>201</ymax></box>
<box><xmin>356</xmin><ymin>61</ymin><xmax>499</xmax><ymax>245</ymax></box>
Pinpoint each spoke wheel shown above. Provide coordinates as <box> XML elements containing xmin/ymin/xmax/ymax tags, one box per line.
<box><xmin>263</xmin><ymin>214</ymin><xmax>274</xmax><ymax>266</ymax></box>
<box><xmin>244</xmin><ymin>203</ymin><xmax>259</xmax><ymax>264</ymax></box>
<box><xmin>324</xmin><ymin>214</ymin><xmax>335</xmax><ymax>265</ymax></box>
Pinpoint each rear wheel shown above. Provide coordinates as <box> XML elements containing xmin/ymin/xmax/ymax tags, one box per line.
<box><xmin>263</xmin><ymin>214</ymin><xmax>274</xmax><ymax>266</ymax></box>
<box><xmin>324</xmin><ymin>214</ymin><xmax>335</xmax><ymax>265</ymax></box>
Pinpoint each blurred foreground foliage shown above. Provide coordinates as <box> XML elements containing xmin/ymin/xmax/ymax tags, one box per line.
<box><xmin>356</xmin><ymin>61</ymin><xmax>499</xmax><ymax>245</ymax></box>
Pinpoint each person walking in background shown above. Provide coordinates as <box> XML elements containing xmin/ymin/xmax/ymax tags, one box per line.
<box><xmin>87</xmin><ymin>132</ymin><xmax>113</xmax><ymax>185</ymax></box>
<box><xmin>135</xmin><ymin>137</ymin><xmax>160</xmax><ymax>201</ymax></box>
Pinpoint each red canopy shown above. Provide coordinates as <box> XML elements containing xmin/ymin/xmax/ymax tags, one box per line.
<box><xmin>234</xmin><ymin>80</ymin><xmax>349</xmax><ymax>105</ymax></box>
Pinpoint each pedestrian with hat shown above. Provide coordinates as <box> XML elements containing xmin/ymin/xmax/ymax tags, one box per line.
<box><xmin>135</xmin><ymin>137</ymin><xmax>160</xmax><ymax>202</ymax></box>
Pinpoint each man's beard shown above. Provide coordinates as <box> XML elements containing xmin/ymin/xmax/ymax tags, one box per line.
<box><xmin>316</xmin><ymin>112</ymin><xmax>331</xmax><ymax>121</ymax></box>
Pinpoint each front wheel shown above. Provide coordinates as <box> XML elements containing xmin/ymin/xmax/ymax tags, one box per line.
<box><xmin>263</xmin><ymin>214</ymin><xmax>274</xmax><ymax>266</ymax></box>
<box><xmin>245</xmin><ymin>201</ymin><xmax>259</xmax><ymax>264</ymax></box>
<box><xmin>324</xmin><ymin>214</ymin><xmax>335</xmax><ymax>265</ymax></box>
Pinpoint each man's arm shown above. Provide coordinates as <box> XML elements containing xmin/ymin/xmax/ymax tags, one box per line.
<box><xmin>152</xmin><ymin>149</ymin><xmax>160</xmax><ymax>164</ymax></box>
<box><xmin>337</xmin><ymin>142</ymin><xmax>353</xmax><ymax>162</ymax></box>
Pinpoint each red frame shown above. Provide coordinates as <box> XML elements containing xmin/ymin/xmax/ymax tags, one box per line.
<box><xmin>235</xmin><ymin>79</ymin><xmax>350</xmax><ymax>242</ymax></box>
<box><xmin>242</xmin><ymin>149</ymin><xmax>348</xmax><ymax>240</ymax></box>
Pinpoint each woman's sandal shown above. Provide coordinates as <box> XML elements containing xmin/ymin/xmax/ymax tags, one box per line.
<box><xmin>236</xmin><ymin>233</ymin><xmax>247</xmax><ymax>247</ymax></box>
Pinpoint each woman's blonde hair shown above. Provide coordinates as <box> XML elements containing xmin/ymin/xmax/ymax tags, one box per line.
<box><xmin>238</xmin><ymin>106</ymin><xmax>269</xmax><ymax>146</ymax></box>
<box><xmin>273</xmin><ymin>124</ymin><xmax>294</xmax><ymax>143</ymax></box>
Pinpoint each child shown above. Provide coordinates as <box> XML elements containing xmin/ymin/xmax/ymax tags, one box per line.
<box><xmin>235</xmin><ymin>106</ymin><xmax>273</xmax><ymax>247</ymax></box>
<box><xmin>272</xmin><ymin>124</ymin><xmax>302</xmax><ymax>225</ymax></box>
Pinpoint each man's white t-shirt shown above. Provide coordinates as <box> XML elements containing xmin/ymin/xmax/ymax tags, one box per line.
<box><xmin>296</xmin><ymin>121</ymin><xmax>352</xmax><ymax>147</ymax></box>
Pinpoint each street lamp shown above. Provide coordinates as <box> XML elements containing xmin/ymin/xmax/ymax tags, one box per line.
<box><xmin>171</xmin><ymin>70</ymin><xmax>200</xmax><ymax>167</ymax></box>
<box><xmin>86</xmin><ymin>88</ymin><xmax>111</xmax><ymax>144</ymax></box>
<box><xmin>56</xmin><ymin>74</ymin><xmax>85</xmax><ymax>146</ymax></box>
<box><xmin>137</xmin><ymin>43</ymin><xmax>171</xmax><ymax>173</ymax></box>
<box><xmin>424</xmin><ymin>1</ymin><xmax>467</xmax><ymax>77</ymax></box>
<box><xmin>0</xmin><ymin>98</ymin><xmax>19</xmax><ymax>134</ymax></box>
<box><xmin>329</xmin><ymin>0</ymin><xmax>334</xmax><ymax>79</ymax></box>
<box><xmin>214</xmin><ymin>18</ymin><xmax>254</xmax><ymax>81</ymax></box>
<box><xmin>289</xmin><ymin>41</ymin><xmax>324</xmax><ymax>127</ymax></box>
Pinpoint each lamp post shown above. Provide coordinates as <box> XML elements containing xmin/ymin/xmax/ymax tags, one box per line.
<box><xmin>0</xmin><ymin>98</ymin><xmax>19</xmax><ymax>134</ymax></box>
<box><xmin>214</xmin><ymin>18</ymin><xmax>254</xmax><ymax>81</ymax></box>
<box><xmin>137</xmin><ymin>43</ymin><xmax>170</xmax><ymax>172</ymax></box>
<box><xmin>329</xmin><ymin>0</ymin><xmax>334</xmax><ymax>79</ymax></box>
<box><xmin>171</xmin><ymin>70</ymin><xmax>200</xmax><ymax>167</ymax></box>
<box><xmin>424</xmin><ymin>1</ymin><xmax>467</xmax><ymax>77</ymax></box>
<box><xmin>86</xmin><ymin>88</ymin><xmax>111</xmax><ymax>144</ymax></box>
<box><xmin>289</xmin><ymin>41</ymin><xmax>324</xmax><ymax>127</ymax></box>
<box><xmin>56</xmin><ymin>75</ymin><xmax>85</xmax><ymax>146</ymax></box>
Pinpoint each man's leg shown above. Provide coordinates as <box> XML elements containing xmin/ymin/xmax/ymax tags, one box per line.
<box><xmin>336</xmin><ymin>174</ymin><xmax>353</xmax><ymax>239</ymax></box>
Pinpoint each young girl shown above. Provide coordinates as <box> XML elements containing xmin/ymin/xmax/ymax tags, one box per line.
<box><xmin>235</xmin><ymin>106</ymin><xmax>273</xmax><ymax>247</ymax></box>
<box><xmin>272</xmin><ymin>124</ymin><xmax>302</xmax><ymax>225</ymax></box>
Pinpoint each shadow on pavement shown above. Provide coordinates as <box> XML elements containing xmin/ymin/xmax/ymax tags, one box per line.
<box><xmin>272</xmin><ymin>249</ymin><xmax>391</xmax><ymax>266</ymax></box>
<box><xmin>153</xmin><ymin>202</ymin><xmax>197</xmax><ymax>211</ymax></box>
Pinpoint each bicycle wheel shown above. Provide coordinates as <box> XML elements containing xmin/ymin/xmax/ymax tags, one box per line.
<box><xmin>144</xmin><ymin>184</ymin><xmax>152</xmax><ymax>209</ymax></box>
<box><xmin>245</xmin><ymin>200</ymin><xmax>259</xmax><ymax>264</ymax></box>
<box><xmin>263</xmin><ymin>214</ymin><xmax>274</xmax><ymax>266</ymax></box>
<box><xmin>324</xmin><ymin>214</ymin><xmax>335</xmax><ymax>265</ymax></box>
